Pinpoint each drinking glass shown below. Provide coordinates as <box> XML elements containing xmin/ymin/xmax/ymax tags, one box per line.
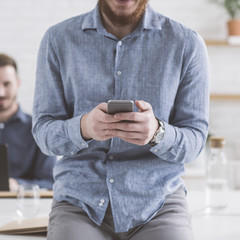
<box><xmin>16</xmin><ymin>184</ymin><xmax>40</xmax><ymax>218</ymax></box>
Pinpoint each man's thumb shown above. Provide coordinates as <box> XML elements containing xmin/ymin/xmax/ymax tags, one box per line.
<box><xmin>135</xmin><ymin>100</ymin><xmax>150</xmax><ymax>112</ymax></box>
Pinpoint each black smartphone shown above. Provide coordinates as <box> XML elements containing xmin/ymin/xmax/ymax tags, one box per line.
<box><xmin>108</xmin><ymin>100</ymin><xmax>134</xmax><ymax>114</ymax></box>
<box><xmin>0</xmin><ymin>144</ymin><xmax>9</xmax><ymax>191</ymax></box>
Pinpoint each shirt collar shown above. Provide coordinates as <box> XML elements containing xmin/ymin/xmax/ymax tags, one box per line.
<box><xmin>81</xmin><ymin>5</ymin><xmax>105</xmax><ymax>33</ymax></box>
<box><xmin>142</xmin><ymin>4</ymin><xmax>163</xmax><ymax>30</ymax></box>
<box><xmin>6</xmin><ymin>105</ymin><xmax>29</xmax><ymax>124</ymax></box>
<box><xmin>81</xmin><ymin>4</ymin><xmax>163</xmax><ymax>33</ymax></box>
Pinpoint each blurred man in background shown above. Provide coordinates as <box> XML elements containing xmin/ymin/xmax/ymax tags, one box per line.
<box><xmin>0</xmin><ymin>53</ymin><xmax>56</xmax><ymax>191</ymax></box>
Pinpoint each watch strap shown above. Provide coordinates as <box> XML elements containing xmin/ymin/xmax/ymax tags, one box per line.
<box><xmin>149</xmin><ymin>118</ymin><xmax>165</xmax><ymax>146</ymax></box>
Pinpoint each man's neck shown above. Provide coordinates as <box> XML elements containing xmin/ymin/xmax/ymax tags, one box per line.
<box><xmin>101</xmin><ymin>12</ymin><xmax>139</xmax><ymax>39</ymax></box>
<box><xmin>0</xmin><ymin>103</ymin><xmax>18</xmax><ymax>123</ymax></box>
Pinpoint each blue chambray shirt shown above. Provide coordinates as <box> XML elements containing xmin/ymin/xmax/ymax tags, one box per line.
<box><xmin>32</xmin><ymin>4</ymin><xmax>209</xmax><ymax>233</ymax></box>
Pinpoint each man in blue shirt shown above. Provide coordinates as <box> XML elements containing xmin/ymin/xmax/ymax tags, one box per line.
<box><xmin>33</xmin><ymin>0</ymin><xmax>209</xmax><ymax>239</ymax></box>
<box><xmin>0</xmin><ymin>53</ymin><xmax>56</xmax><ymax>190</ymax></box>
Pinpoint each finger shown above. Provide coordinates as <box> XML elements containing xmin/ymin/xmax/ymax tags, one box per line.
<box><xmin>113</xmin><ymin>112</ymin><xmax>145</xmax><ymax>122</ymax></box>
<box><xmin>101</xmin><ymin>113</ymin><xmax>123</xmax><ymax>123</ymax></box>
<box><xmin>95</xmin><ymin>102</ymin><xmax>116</xmax><ymax>123</ymax></box>
<box><xmin>94</xmin><ymin>121</ymin><xmax>111</xmax><ymax>131</ymax></box>
<box><xmin>97</xmin><ymin>109</ymin><xmax>121</xmax><ymax>123</ymax></box>
<box><xmin>90</xmin><ymin>121</ymin><xmax>118</xmax><ymax>138</ymax></box>
<box><xmin>113</xmin><ymin>129</ymin><xmax>147</xmax><ymax>140</ymax></box>
<box><xmin>109</xmin><ymin>121</ymin><xmax>142</xmax><ymax>132</ymax></box>
<box><xmin>119</xmin><ymin>137</ymin><xmax>148</xmax><ymax>146</ymax></box>
<box><xmin>92</xmin><ymin>128</ymin><xmax>115</xmax><ymax>141</ymax></box>
<box><xmin>97</xmin><ymin>102</ymin><xmax>108</xmax><ymax>113</ymax></box>
<box><xmin>135</xmin><ymin>100</ymin><xmax>152</xmax><ymax>112</ymax></box>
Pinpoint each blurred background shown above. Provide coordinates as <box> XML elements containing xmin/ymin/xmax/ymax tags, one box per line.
<box><xmin>0</xmin><ymin>0</ymin><xmax>240</xmax><ymax>187</ymax></box>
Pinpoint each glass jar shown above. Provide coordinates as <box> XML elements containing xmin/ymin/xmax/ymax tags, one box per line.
<box><xmin>205</xmin><ymin>137</ymin><xmax>228</xmax><ymax>210</ymax></box>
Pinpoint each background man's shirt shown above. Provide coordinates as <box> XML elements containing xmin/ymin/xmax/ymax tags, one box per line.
<box><xmin>0</xmin><ymin>106</ymin><xmax>56</xmax><ymax>189</ymax></box>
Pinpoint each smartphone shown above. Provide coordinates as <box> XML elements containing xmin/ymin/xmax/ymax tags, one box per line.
<box><xmin>108</xmin><ymin>100</ymin><xmax>134</xmax><ymax>114</ymax></box>
<box><xmin>0</xmin><ymin>144</ymin><xmax>9</xmax><ymax>191</ymax></box>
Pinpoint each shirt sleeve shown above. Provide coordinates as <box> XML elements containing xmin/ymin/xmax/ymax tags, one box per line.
<box><xmin>16</xmin><ymin>178</ymin><xmax>54</xmax><ymax>190</ymax></box>
<box><xmin>31</xmin><ymin>149</ymin><xmax>56</xmax><ymax>189</ymax></box>
<box><xmin>32</xmin><ymin>28</ymin><xmax>89</xmax><ymax>156</ymax></box>
<box><xmin>150</xmin><ymin>31</ymin><xmax>209</xmax><ymax>164</ymax></box>
<box><xmin>12</xmin><ymin>141</ymin><xmax>56</xmax><ymax>190</ymax></box>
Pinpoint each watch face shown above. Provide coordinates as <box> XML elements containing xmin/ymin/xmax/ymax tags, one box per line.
<box><xmin>154</xmin><ymin>120</ymin><xmax>165</xmax><ymax>143</ymax></box>
<box><xmin>155</xmin><ymin>130</ymin><xmax>164</xmax><ymax>143</ymax></box>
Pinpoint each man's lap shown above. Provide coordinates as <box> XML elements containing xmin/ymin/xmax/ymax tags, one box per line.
<box><xmin>47</xmin><ymin>187</ymin><xmax>194</xmax><ymax>240</ymax></box>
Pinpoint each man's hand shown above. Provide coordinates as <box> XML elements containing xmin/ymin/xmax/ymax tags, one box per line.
<box><xmin>109</xmin><ymin>100</ymin><xmax>159</xmax><ymax>145</ymax></box>
<box><xmin>9</xmin><ymin>178</ymin><xmax>19</xmax><ymax>192</ymax></box>
<box><xmin>81</xmin><ymin>100</ymin><xmax>158</xmax><ymax>146</ymax></box>
<box><xmin>81</xmin><ymin>102</ymin><xmax>120</xmax><ymax>141</ymax></box>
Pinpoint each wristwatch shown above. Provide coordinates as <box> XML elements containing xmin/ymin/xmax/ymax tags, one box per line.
<box><xmin>149</xmin><ymin>118</ymin><xmax>165</xmax><ymax>146</ymax></box>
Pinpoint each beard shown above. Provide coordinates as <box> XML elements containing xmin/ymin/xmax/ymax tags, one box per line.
<box><xmin>98</xmin><ymin>0</ymin><xmax>148</xmax><ymax>27</ymax></box>
<box><xmin>0</xmin><ymin>95</ymin><xmax>17</xmax><ymax>112</ymax></box>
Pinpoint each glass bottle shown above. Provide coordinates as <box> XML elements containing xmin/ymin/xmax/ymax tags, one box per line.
<box><xmin>205</xmin><ymin>137</ymin><xmax>228</xmax><ymax>210</ymax></box>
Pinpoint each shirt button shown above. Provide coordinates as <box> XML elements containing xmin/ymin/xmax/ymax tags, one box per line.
<box><xmin>110</xmin><ymin>178</ymin><xmax>115</xmax><ymax>184</ymax></box>
<box><xmin>70</xmin><ymin>152</ymin><xmax>75</xmax><ymax>155</ymax></box>
<box><xmin>0</xmin><ymin>123</ymin><xmax>5</xmax><ymax>129</ymax></box>
<box><xmin>118</xmin><ymin>41</ymin><xmax>122</xmax><ymax>46</ymax></box>
<box><xmin>109</xmin><ymin>155</ymin><xmax>114</xmax><ymax>160</ymax></box>
<box><xmin>99</xmin><ymin>199</ymin><xmax>105</xmax><ymax>206</ymax></box>
<box><xmin>81</xmin><ymin>142</ymin><xmax>87</xmax><ymax>147</ymax></box>
<box><xmin>154</xmin><ymin>149</ymin><xmax>158</xmax><ymax>153</ymax></box>
<box><xmin>117</xmin><ymin>71</ymin><xmax>122</xmax><ymax>76</ymax></box>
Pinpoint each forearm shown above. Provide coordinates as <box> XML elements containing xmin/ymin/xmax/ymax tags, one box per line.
<box><xmin>150</xmin><ymin>122</ymin><xmax>208</xmax><ymax>164</ymax></box>
<box><xmin>32</xmin><ymin>114</ymin><xmax>89</xmax><ymax>156</ymax></box>
<box><xmin>16</xmin><ymin>178</ymin><xmax>54</xmax><ymax>190</ymax></box>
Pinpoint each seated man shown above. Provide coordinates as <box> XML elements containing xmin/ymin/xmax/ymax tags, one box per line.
<box><xmin>0</xmin><ymin>53</ymin><xmax>56</xmax><ymax>191</ymax></box>
<box><xmin>33</xmin><ymin>1</ymin><xmax>209</xmax><ymax>239</ymax></box>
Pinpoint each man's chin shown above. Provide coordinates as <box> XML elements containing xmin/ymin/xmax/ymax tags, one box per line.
<box><xmin>99</xmin><ymin>0</ymin><xmax>148</xmax><ymax>26</ymax></box>
<box><xmin>0</xmin><ymin>102</ymin><xmax>14</xmax><ymax>113</ymax></box>
<box><xmin>0</xmin><ymin>103</ymin><xmax>6</xmax><ymax>111</ymax></box>
<box><xmin>0</xmin><ymin>106</ymin><xmax>8</xmax><ymax>112</ymax></box>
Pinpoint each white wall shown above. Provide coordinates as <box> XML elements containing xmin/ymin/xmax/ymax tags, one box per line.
<box><xmin>0</xmin><ymin>0</ymin><xmax>236</xmax><ymax>112</ymax></box>
<box><xmin>0</xmin><ymin>0</ymin><xmax>239</xmax><ymax>159</ymax></box>
<box><xmin>0</xmin><ymin>0</ymin><xmax>98</xmax><ymax>113</ymax></box>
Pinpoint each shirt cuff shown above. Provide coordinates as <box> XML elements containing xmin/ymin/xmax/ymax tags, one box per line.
<box><xmin>150</xmin><ymin>122</ymin><xmax>176</xmax><ymax>156</ymax></box>
<box><xmin>67</xmin><ymin>114</ymin><xmax>91</xmax><ymax>154</ymax></box>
